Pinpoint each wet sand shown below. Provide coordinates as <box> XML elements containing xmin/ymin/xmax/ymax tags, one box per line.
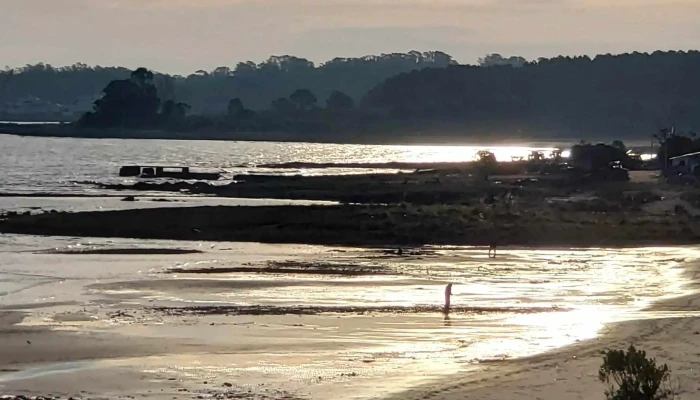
<box><xmin>0</xmin><ymin>311</ymin><xmax>219</xmax><ymax>369</ymax></box>
<box><xmin>3</xmin><ymin>168</ymin><xmax>698</xmax><ymax>249</ymax></box>
<box><xmin>2</xmin><ymin>204</ymin><xmax>698</xmax><ymax>247</ymax></box>
<box><xmin>41</xmin><ymin>248</ymin><xmax>203</xmax><ymax>255</ymax></box>
<box><xmin>0</xmin><ymin>235</ymin><xmax>697</xmax><ymax>399</ymax></box>
<box><xmin>392</xmin><ymin>293</ymin><xmax>700</xmax><ymax>400</ymax></box>
<box><xmin>387</xmin><ymin>253</ymin><xmax>700</xmax><ymax>400</ymax></box>
<box><xmin>0</xmin><ymin>196</ymin><xmax>338</xmax><ymax>215</ymax></box>
<box><xmin>147</xmin><ymin>304</ymin><xmax>568</xmax><ymax>317</ymax></box>
<box><xmin>167</xmin><ymin>260</ymin><xmax>397</xmax><ymax>276</ymax></box>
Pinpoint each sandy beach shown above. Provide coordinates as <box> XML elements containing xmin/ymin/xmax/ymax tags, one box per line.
<box><xmin>1</xmin><ymin>185</ymin><xmax>699</xmax><ymax>399</ymax></box>
<box><xmin>2</xmin><ymin>135</ymin><xmax>700</xmax><ymax>399</ymax></box>
<box><xmin>394</xmin><ymin>291</ymin><xmax>700</xmax><ymax>400</ymax></box>
<box><xmin>1</xmin><ymin>232</ymin><xmax>698</xmax><ymax>399</ymax></box>
<box><xmin>387</xmin><ymin>249</ymin><xmax>700</xmax><ymax>400</ymax></box>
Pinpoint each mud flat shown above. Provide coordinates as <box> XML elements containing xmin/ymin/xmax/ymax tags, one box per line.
<box><xmin>1</xmin><ymin>203</ymin><xmax>698</xmax><ymax>247</ymax></box>
<box><xmin>167</xmin><ymin>260</ymin><xmax>396</xmax><ymax>276</ymax></box>
<box><xmin>38</xmin><ymin>168</ymin><xmax>700</xmax><ymax>247</ymax></box>
<box><xmin>82</xmin><ymin>166</ymin><xmax>534</xmax><ymax>204</ymax></box>
<box><xmin>147</xmin><ymin>304</ymin><xmax>570</xmax><ymax>317</ymax></box>
<box><xmin>38</xmin><ymin>248</ymin><xmax>203</xmax><ymax>255</ymax></box>
<box><xmin>389</xmin><ymin>269</ymin><xmax>700</xmax><ymax>400</ymax></box>
<box><xmin>0</xmin><ymin>238</ymin><xmax>697</xmax><ymax>400</ymax></box>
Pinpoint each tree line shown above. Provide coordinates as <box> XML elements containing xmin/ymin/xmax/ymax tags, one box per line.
<box><xmin>78</xmin><ymin>68</ymin><xmax>365</xmax><ymax>134</ymax></box>
<box><xmin>0</xmin><ymin>51</ymin><xmax>455</xmax><ymax>114</ymax></box>
<box><xmin>76</xmin><ymin>50</ymin><xmax>700</xmax><ymax>144</ymax></box>
<box><xmin>363</xmin><ymin>50</ymin><xmax>700</xmax><ymax>138</ymax></box>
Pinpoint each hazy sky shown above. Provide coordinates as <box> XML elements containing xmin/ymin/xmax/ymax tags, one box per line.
<box><xmin>1</xmin><ymin>0</ymin><xmax>698</xmax><ymax>74</ymax></box>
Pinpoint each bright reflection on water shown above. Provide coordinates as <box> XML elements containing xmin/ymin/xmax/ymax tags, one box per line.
<box><xmin>4</xmin><ymin>235</ymin><xmax>694</xmax><ymax>400</ymax></box>
<box><xmin>154</xmin><ymin>247</ymin><xmax>693</xmax><ymax>368</ymax></box>
<box><xmin>0</xmin><ymin>135</ymin><xmax>565</xmax><ymax>194</ymax></box>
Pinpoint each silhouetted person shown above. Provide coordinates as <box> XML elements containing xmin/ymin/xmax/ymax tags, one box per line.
<box><xmin>489</xmin><ymin>241</ymin><xmax>497</xmax><ymax>258</ymax></box>
<box><xmin>397</xmin><ymin>247</ymin><xmax>403</xmax><ymax>256</ymax></box>
<box><xmin>443</xmin><ymin>314</ymin><xmax>452</xmax><ymax>326</ymax></box>
<box><xmin>444</xmin><ymin>283</ymin><xmax>453</xmax><ymax>314</ymax></box>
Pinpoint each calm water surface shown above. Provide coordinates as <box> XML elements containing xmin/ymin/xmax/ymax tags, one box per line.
<box><xmin>0</xmin><ymin>134</ymin><xmax>682</xmax><ymax>399</ymax></box>
<box><xmin>0</xmin><ymin>135</ymin><xmax>565</xmax><ymax>194</ymax></box>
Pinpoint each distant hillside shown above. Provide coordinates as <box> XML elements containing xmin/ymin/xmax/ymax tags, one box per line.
<box><xmin>362</xmin><ymin>51</ymin><xmax>700</xmax><ymax>138</ymax></box>
<box><xmin>0</xmin><ymin>52</ymin><xmax>455</xmax><ymax>116</ymax></box>
<box><xmin>5</xmin><ymin>50</ymin><xmax>699</xmax><ymax>142</ymax></box>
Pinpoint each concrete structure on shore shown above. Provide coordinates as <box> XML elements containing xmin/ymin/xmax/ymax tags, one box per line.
<box><xmin>669</xmin><ymin>151</ymin><xmax>700</xmax><ymax>175</ymax></box>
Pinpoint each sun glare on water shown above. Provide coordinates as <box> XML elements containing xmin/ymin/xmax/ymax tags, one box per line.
<box><xmin>394</xmin><ymin>145</ymin><xmax>560</xmax><ymax>163</ymax></box>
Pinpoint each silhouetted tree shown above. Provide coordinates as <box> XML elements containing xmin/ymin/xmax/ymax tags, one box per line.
<box><xmin>225</xmin><ymin>98</ymin><xmax>258</xmax><ymax>131</ymax></box>
<box><xmin>0</xmin><ymin>69</ymin><xmax>14</xmax><ymax>97</ymax></box>
<box><xmin>477</xmin><ymin>150</ymin><xmax>497</xmax><ymax>164</ymax></box>
<box><xmin>0</xmin><ymin>51</ymin><xmax>457</xmax><ymax>116</ymax></box>
<box><xmin>654</xmin><ymin>128</ymin><xmax>698</xmax><ymax>163</ymax></box>
<box><xmin>611</xmin><ymin>140</ymin><xmax>627</xmax><ymax>152</ymax></box>
<box><xmin>364</xmin><ymin>50</ymin><xmax>700</xmax><ymax>137</ymax></box>
<box><xmin>0</xmin><ymin>63</ymin><xmax>131</xmax><ymax>108</ymax></box>
<box><xmin>130</xmin><ymin>67</ymin><xmax>154</xmax><ymax>88</ymax></box>
<box><xmin>550</xmin><ymin>149</ymin><xmax>563</xmax><ymax>163</ymax></box>
<box><xmin>476</xmin><ymin>150</ymin><xmax>497</xmax><ymax>179</ymax></box>
<box><xmin>10</xmin><ymin>50</ymin><xmax>700</xmax><ymax>139</ymax></box>
<box><xmin>161</xmin><ymin>100</ymin><xmax>190</xmax><ymax>128</ymax></box>
<box><xmin>155</xmin><ymin>75</ymin><xmax>176</xmax><ymax>101</ymax></box>
<box><xmin>234</xmin><ymin>61</ymin><xmax>257</xmax><ymax>77</ymax></box>
<box><xmin>270</xmin><ymin>97</ymin><xmax>295</xmax><ymax>115</ymax></box>
<box><xmin>227</xmin><ymin>98</ymin><xmax>245</xmax><ymax>119</ymax></box>
<box><xmin>211</xmin><ymin>67</ymin><xmax>232</xmax><ymax>77</ymax></box>
<box><xmin>326</xmin><ymin>90</ymin><xmax>355</xmax><ymax>111</ymax></box>
<box><xmin>79</xmin><ymin>68</ymin><xmax>160</xmax><ymax>129</ymax></box>
<box><xmin>528</xmin><ymin>151</ymin><xmax>545</xmax><ymax>162</ymax></box>
<box><xmin>478</xmin><ymin>54</ymin><xmax>527</xmax><ymax>68</ymax></box>
<box><xmin>289</xmin><ymin>89</ymin><xmax>317</xmax><ymax>111</ymax></box>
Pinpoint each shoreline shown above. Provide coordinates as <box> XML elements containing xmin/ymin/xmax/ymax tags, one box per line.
<box><xmin>0</xmin><ymin>127</ymin><xmax>553</xmax><ymax>145</ymax></box>
<box><xmin>0</xmin><ymin>127</ymin><xmax>643</xmax><ymax>148</ymax></box>
<box><xmin>0</xmin><ymin>238</ymin><xmax>696</xmax><ymax>399</ymax></box>
<box><xmin>1</xmin><ymin>204</ymin><xmax>698</xmax><ymax>248</ymax></box>
<box><xmin>0</xmin><ymin>193</ymin><xmax>216</xmax><ymax>198</ymax></box>
<box><xmin>2</xmin><ymin>146</ymin><xmax>700</xmax><ymax>398</ymax></box>
<box><xmin>388</xmin><ymin>255</ymin><xmax>700</xmax><ymax>400</ymax></box>
<box><xmin>1</xmin><ymin>167</ymin><xmax>687</xmax><ymax>249</ymax></box>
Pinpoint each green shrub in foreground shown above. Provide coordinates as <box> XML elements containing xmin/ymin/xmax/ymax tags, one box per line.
<box><xmin>599</xmin><ymin>345</ymin><xmax>679</xmax><ymax>400</ymax></box>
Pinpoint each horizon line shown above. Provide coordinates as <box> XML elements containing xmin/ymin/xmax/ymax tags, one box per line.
<box><xmin>4</xmin><ymin>48</ymin><xmax>699</xmax><ymax>77</ymax></box>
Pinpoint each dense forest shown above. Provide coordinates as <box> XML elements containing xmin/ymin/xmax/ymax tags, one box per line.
<box><xmin>4</xmin><ymin>50</ymin><xmax>700</xmax><ymax>141</ymax></box>
<box><xmin>363</xmin><ymin>51</ymin><xmax>700</xmax><ymax>138</ymax></box>
<box><xmin>0</xmin><ymin>52</ymin><xmax>455</xmax><ymax>114</ymax></box>
<box><xmin>78</xmin><ymin>67</ymin><xmax>367</xmax><ymax>135</ymax></box>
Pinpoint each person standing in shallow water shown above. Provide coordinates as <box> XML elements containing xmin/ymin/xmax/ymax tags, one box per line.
<box><xmin>444</xmin><ymin>283</ymin><xmax>453</xmax><ymax>314</ymax></box>
<box><xmin>488</xmin><ymin>241</ymin><xmax>497</xmax><ymax>258</ymax></box>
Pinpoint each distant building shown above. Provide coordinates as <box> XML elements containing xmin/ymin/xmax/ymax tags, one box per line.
<box><xmin>0</xmin><ymin>94</ymin><xmax>100</xmax><ymax>121</ymax></box>
<box><xmin>0</xmin><ymin>95</ymin><xmax>67</xmax><ymax>116</ymax></box>
<box><xmin>669</xmin><ymin>151</ymin><xmax>700</xmax><ymax>175</ymax></box>
<box><xmin>65</xmin><ymin>94</ymin><xmax>101</xmax><ymax>115</ymax></box>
